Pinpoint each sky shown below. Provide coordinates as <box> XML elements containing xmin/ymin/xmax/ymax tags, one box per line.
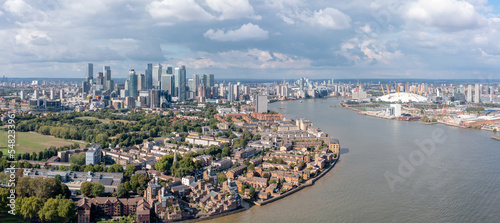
<box><xmin>1</xmin><ymin>0</ymin><xmax>500</xmax><ymax>80</ymax></box>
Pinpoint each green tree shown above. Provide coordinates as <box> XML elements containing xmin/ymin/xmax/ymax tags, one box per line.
<box><xmin>130</xmin><ymin>174</ymin><xmax>149</xmax><ymax>195</ymax></box>
<box><xmin>58</xmin><ymin>165</ymin><xmax>68</xmax><ymax>171</ymax></box>
<box><xmin>248</xmin><ymin>187</ymin><xmax>256</xmax><ymax>199</ymax></box>
<box><xmin>91</xmin><ymin>183</ymin><xmax>105</xmax><ymax>197</ymax></box>
<box><xmin>116</xmin><ymin>183</ymin><xmax>128</xmax><ymax>198</ymax></box>
<box><xmin>20</xmin><ymin>196</ymin><xmax>42</xmax><ymax>220</ymax></box>
<box><xmin>84</xmin><ymin>165</ymin><xmax>95</xmax><ymax>172</ymax></box>
<box><xmin>60</xmin><ymin>184</ymin><xmax>71</xmax><ymax>199</ymax></box>
<box><xmin>221</xmin><ymin>146</ymin><xmax>230</xmax><ymax>157</ymax></box>
<box><xmin>57</xmin><ymin>198</ymin><xmax>76</xmax><ymax>221</ymax></box>
<box><xmin>124</xmin><ymin>164</ymin><xmax>135</xmax><ymax>178</ymax></box>
<box><xmin>0</xmin><ymin>188</ymin><xmax>9</xmax><ymax>213</ymax></box>
<box><xmin>69</xmin><ymin>153</ymin><xmax>86</xmax><ymax>165</ymax></box>
<box><xmin>69</xmin><ymin>164</ymin><xmax>81</xmax><ymax>171</ymax></box>
<box><xmin>247</xmin><ymin>164</ymin><xmax>255</xmax><ymax>170</ymax></box>
<box><xmin>80</xmin><ymin>181</ymin><xmax>92</xmax><ymax>197</ymax></box>
<box><xmin>216</xmin><ymin>172</ymin><xmax>227</xmax><ymax>186</ymax></box>
<box><xmin>39</xmin><ymin>198</ymin><xmax>60</xmax><ymax>221</ymax></box>
<box><xmin>108</xmin><ymin>164</ymin><xmax>123</xmax><ymax>173</ymax></box>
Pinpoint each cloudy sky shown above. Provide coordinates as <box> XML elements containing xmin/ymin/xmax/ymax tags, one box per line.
<box><xmin>1</xmin><ymin>0</ymin><xmax>500</xmax><ymax>79</ymax></box>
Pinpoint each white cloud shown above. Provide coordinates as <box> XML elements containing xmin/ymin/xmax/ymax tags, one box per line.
<box><xmin>337</xmin><ymin>37</ymin><xmax>402</xmax><ymax>64</ymax></box>
<box><xmin>406</xmin><ymin>0</ymin><xmax>486</xmax><ymax>31</ymax></box>
<box><xmin>206</xmin><ymin>0</ymin><xmax>261</xmax><ymax>20</ymax></box>
<box><xmin>15</xmin><ymin>29</ymin><xmax>51</xmax><ymax>46</ymax></box>
<box><xmin>146</xmin><ymin>0</ymin><xmax>214</xmax><ymax>21</ymax></box>
<box><xmin>3</xmin><ymin>0</ymin><xmax>33</xmax><ymax>16</ymax></box>
<box><xmin>204</xmin><ymin>23</ymin><xmax>268</xmax><ymax>41</ymax></box>
<box><xmin>280</xmin><ymin>7</ymin><xmax>351</xmax><ymax>30</ymax></box>
<box><xmin>178</xmin><ymin>49</ymin><xmax>310</xmax><ymax>69</ymax></box>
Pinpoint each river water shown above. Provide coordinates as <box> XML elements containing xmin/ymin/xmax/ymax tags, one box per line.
<box><xmin>207</xmin><ymin>97</ymin><xmax>500</xmax><ymax>223</ymax></box>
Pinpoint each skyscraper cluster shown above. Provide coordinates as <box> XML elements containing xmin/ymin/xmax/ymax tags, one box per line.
<box><xmin>82</xmin><ymin>63</ymin><xmax>231</xmax><ymax>109</ymax></box>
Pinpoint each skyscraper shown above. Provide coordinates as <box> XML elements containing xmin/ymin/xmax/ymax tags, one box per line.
<box><xmin>150</xmin><ymin>89</ymin><xmax>160</xmax><ymax>109</ymax></box>
<box><xmin>174</xmin><ymin>66</ymin><xmax>186</xmax><ymax>102</ymax></box>
<box><xmin>256</xmin><ymin>95</ymin><xmax>268</xmax><ymax>113</ymax></box>
<box><xmin>103</xmin><ymin>66</ymin><xmax>111</xmax><ymax>81</ymax></box>
<box><xmin>165</xmin><ymin>66</ymin><xmax>173</xmax><ymax>74</ymax></box>
<box><xmin>128</xmin><ymin>69</ymin><xmax>138</xmax><ymax>98</ymax></box>
<box><xmin>138</xmin><ymin>73</ymin><xmax>145</xmax><ymax>91</ymax></box>
<box><xmin>86</xmin><ymin>63</ymin><xmax>93</xmax><ymax>82</ymax></box>
<box><xmin>228</xmin><ymin>83</ymin><xmax>234</xmax><ymax>103</ymax></box>
<box><xmin>209</xmin><ymin>74</ymin><xmax>214</xmax><ymax>87</ymax></box>
<box><xmin>146</xmin><ymin>63</ymin><xmax>153</xmax><ymax>90</ymax></box>
<box><xmin>467</xmin><ymin>84</ymin><xmax>472</xmax><ymax>102</ymax></box>
<box><xmin>192</xmin><ymin>74</ymin><xmax>199</xmax><ymax>96</ymax></box>
<box><xmin>474</xmin><ymin>83</ymin><xmax>481</xmax><ymax>103</ymax></box>
<box><xmin>161</xmin><ymin>74</ymin><xmax>174</xmax><ymax>97</ymax></box>
<box><xmin>153</xmin><ymin>64</ymin><xmax>162</xmax><ymax>88</ymax></box>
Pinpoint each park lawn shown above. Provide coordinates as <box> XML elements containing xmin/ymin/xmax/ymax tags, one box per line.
<box><xmin>143</xmin><ymin>136</ymin><xmax>165</xmax><ymax>143</ymax></box>
<box><xmin>352</xmin><ymin>107</ymin><xmax>370</xmax><ymax>111</ymax></box>
<box><xmin>0</xmin><ymin>212</ymin><xmax>25</xmax><ymax>222</ymax></box>
<box><xmin>0</xmin><ymin>130</ymin><xmax>85</xmax><ymax>155</ymax></box>
<box><xmin>75</xmin><ymin>116</ymin><xmax>135</xmax><ymax>124</ymax></box>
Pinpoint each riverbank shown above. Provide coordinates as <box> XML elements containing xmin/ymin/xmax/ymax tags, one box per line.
<box><xmin>340</xmin><ymin>102</ymin><xmax>500</xmax><ymax>133</ymax></box>
<box><xmin>254</xmin><ymin>157</ymin><xmax>339</xmax><ymax>206</ymax></box>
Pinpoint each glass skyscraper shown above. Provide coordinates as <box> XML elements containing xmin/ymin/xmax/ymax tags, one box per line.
<box><xmin>174</xmin><ymin>66</ymin><xmax>186</xmax><ymax>102</ymax></box>
<box><xmin>128</xmin><ymin>69</ymin><xmax>138</xmax><ymax>98</ymax></box>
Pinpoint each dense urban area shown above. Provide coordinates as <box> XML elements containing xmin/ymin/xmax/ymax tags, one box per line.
<box><xmin>0</xmin><ymin>63</ymin><xmax>499</xmax><ymax>222</ymax></box>
<box><xmin>0</xmin><ymin>63</ymin><xmax>343</xmax><ymax>222</ymax></box>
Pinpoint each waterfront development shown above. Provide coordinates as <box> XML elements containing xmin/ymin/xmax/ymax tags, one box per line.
<box><xmin>208</xmin><ymin>97</ymin><xmax>500</xmax><ymax>223</ymax></box>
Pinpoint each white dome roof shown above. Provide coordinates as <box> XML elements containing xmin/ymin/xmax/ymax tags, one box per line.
<box><xmin>377</xmin><ymin>92</ymin><xmax>428</xmax><ymax>103</ymax></box>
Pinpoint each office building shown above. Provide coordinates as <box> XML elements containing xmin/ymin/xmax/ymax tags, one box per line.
<box><xmin>256</xmin><ymin>95</ymin><xmax>268</xmax><ymax>113</ymax></box>
<box><xmin>86</xmin><ymin>144</ymin><xmax>101</xmax><ymax>165</ymax></box>
<box><xmin>228</xmin><ymin>83</ymin><xmax>234</xmax><ymax>103</ymax></box>
<box><xmin>153</xmin><ymin>64</ymin><xmax>162</xmax><ymax>88</ymax></box>
<box><xmin>192</xmin><ymin>74</ymin><xmax>199</xmax><ymax>96</ymax></box>
<box><xmin>128</xmin><ymin>69</ymin><xmax>138</xmax><ymax>98</ymax></box>
<box><xmin>161</xmin><ymin>74</ymin><xmax>174</xmax><ymax>96</ymax></box>
<box><xmin>150</xmin><ymin>89</ymin><xmax>160</xmax><ymax>109</ymax></box>
<box><xmin>174</xmin><ymin>66</ymin><xmax>186</xmax><ymax>102</ymax></box>
<box><xmin>389</xmin><ymin>104</ymin><xmax>402</xmax><ymax>117</ymax></box>
<box><xmin>86</xmin><ymin>63</ymin><xmax>93</xmax><ymax>82</ymax></box>
<box><xmin>474</xmin><ymin>83</ymin><xmax>481</xmax><ymax>103</ymax></box>
<box><xmin>467</xmin><ymin>84</ymin><xmax>472</xmax><ymax>102</ymax></box>
<box><xmin>146</xmin><ymin>63</ymin><xmax>153</xmax><ymax>90</ymax></box>
<box><xmin>138</xmin><ymin>73</ymin><xmax>145</xmax><ymax>91</ymax></box>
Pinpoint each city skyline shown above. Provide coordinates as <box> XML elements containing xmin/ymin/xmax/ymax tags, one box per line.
<box><xmin>2</xmin><ymin>0</ymin><xmax>500</xmax><ymax>79</ymax></box>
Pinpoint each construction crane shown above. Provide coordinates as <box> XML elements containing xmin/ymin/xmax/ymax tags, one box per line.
<box><xmin>418</xmin><ymin>84</ymin><xmax>424</xmax><ymax>95</ymax></box>
<box><xmin>380</xmin><ymin>84</ymin><xmax>386</xmax><ymax>95</ymax></box>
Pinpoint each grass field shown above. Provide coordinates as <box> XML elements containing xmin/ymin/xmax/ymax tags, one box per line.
<box><xmin>0</xmin><ymin>130</ymin><xmax>85</xmax><ymax>154</ymax></box>
<box><xmin>0</xmin><ymin>212</ymin><xmax>25</xmax><ymax>222</ymax></box>
<box><xmin>75</xmin><ymin>116</ymin><xmax>135</xmax><ymax>124</ymax></box>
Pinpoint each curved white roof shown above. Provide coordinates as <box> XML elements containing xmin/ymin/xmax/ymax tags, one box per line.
<box><xmin>377</xmin><ymin>92</ymin><xmax>428</xmax><ymax>103</ymax></box>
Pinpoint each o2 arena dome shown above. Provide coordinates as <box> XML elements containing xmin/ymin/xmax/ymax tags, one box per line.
<box><xmin>377</xmin><ymin>92</ymin><xmax>428</xmax><ymax>103</ymax></box>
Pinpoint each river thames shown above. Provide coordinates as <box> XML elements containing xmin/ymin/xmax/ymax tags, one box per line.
<box><xmin>206</xmin><ymin>97</ymin><xmax>500</xmax><ymax>223</ymax></box>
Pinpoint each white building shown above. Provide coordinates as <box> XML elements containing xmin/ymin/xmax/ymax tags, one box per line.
<box><xmin>86</xmin><ymin>144</ymin><xmax>101</xmax><ymax>165</ymax></box>
<box><xmin>256</xmin><ymin>95</ymin><xmax>268</xmax><ymax>113</ymax></box>
<box><xmin>389</xmin><ymin>104</ymin><xmax>402</xmax><ymax>117</ymax></box>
